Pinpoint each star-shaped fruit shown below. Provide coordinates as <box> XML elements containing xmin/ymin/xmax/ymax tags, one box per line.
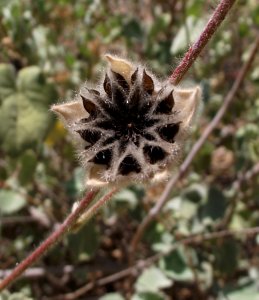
<box><xmin>51</xmin><ymin>55</ymin><xmax>200</xmax><ymax>187</ymax></box>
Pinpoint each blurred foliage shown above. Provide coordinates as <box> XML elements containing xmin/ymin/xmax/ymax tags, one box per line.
<box><xmin>0</xmin><ymin>0</ymin><xmax>259</xmax><ymax>299</ymax></box>
<box><xmin>0</xmin><ymin>64</ymin><xmax>57</xmax><ymax>155</ymax></box>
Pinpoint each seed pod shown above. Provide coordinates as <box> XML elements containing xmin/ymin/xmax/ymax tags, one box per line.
<box><xmin>51</xmin><ymin>55</ymin><xmax>201</xmax><ymax>187</ymax></box>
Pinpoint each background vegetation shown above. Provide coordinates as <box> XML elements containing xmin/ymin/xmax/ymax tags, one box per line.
<box><xmin>0</xmin><ymin>0</ymin><xmax>259</xmax><ymax>299</ymax></box>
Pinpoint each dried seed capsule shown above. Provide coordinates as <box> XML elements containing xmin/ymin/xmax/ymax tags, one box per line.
<box><xmin>51</xmin><ymin>55</ymin><xmax>201</xmax><ymax>187</ymax></box>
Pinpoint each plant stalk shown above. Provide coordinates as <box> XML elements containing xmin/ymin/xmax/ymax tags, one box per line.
<box><xmin>170</xmin><ymin>0</ymin><xmax>236</xmax><ymax>85</ymax></box>
<box><xmin>0</xmin><ymin>189</ymin><xmax>99</xmax><ymax>291</ymax></box>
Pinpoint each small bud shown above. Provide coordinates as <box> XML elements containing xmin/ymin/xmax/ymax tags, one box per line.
<box><xmin>52</xmin><ymin>56</ymin><xmax>201</xmax><ymax>187</ymax></box>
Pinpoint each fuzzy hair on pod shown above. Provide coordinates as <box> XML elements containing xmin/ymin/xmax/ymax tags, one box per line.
<box><xmin>51</xmin><ymin>55</ymin><xmax>201</xmax><ymax>187</ymax></box>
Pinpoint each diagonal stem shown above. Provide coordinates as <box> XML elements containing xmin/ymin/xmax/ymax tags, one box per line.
<box><xmin>0</xmin><ymin>189</ymin><xmax>99</xmax><ymax>291</ymax></box>
<box><xmin>52</xmin><ymin>225</ymin><xmax>259</xmax><ymax>300</ymax></box>
<box><xmin>170</xmin><ymin>0</ymin><xmax>237</xmax><ymax>85</ymax></box>
<box><xmin>130</xmin><ymin>35</ymin><xmax>259</xmax><ymax>253</ymax></box>
<box><xmin>71</xmin><ymin>187</ymin><xmax>118</xmax><ymax>232</ymax></box>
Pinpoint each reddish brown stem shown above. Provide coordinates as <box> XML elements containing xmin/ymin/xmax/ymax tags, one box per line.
<box><xmin>170</xmin><ymin>0</ymin><xmax>236</xmax><ymax>85</ymax></box>
<box><xmin>71</xmin><ymin>187</ymin><xmax>118</xmax><ymax>232</ymax></box>
<box><xmin>130</xmin><ymin>35</ymin><xmax>259</xmax><ymax>254</ymax></box>
<box><xmin>52</xmin><ymin>226</ymin><xmax>259</xmax><ymax>300</ymax></box>
<box><xmin>0</xmin><ymin>189</ymin><xmax>99</xmax><ymax>291</ymax></box>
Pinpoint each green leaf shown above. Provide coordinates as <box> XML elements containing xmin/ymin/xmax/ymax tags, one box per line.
<box><xmin>187</xmin><ymin>0</ymin><xmax>204</xmax><ymax>15</ymax></box>
<box><xmin>214</xmin><ymin>238</ymin><xmax>239</xmax><ymax>276</ymax></box>
<box><xmin>237</xmin><ymin>123</ymin><xmax>258</xmax><ymax>142</ymax></box>
<box><xmin>68</xmin><ymin>222</ymin><xmax>99</xmax><ymax>262</ymax></box>
<box><xmin>99</xmin><ymin>293</ymin><xmax>125</xmax><ymax>300</ymax></box>
<box><xmin>132</xmin><ymin>292</ymin><xmax>165</xmax><ymax>300</ymax></box>
<box><xmin>0</xmin><ymin>290</ymin><xmax>34</xmax><ymax>300</ymax></box>
<box><xmin>152</xmin><ymin>231</ymin><xmax>173</xmax><ymax>253</ymax></box>
<box><xmin>179</xmin><ymin>198</ymin><xmax>198</xmax><ymax>220</ymax></box>
<box><xmin>0</xmin><ymin>190</ymin><xmax>26</xmax><ymax>215</ymax></box>
<box><xmin>0</xmin><ymin>94</ymin><xmax>49</xmax><ymax>154</ymax></box>
<box><xmin>183</xmin><ymin>183</ymin><xmax>207</xmax><ymax>204</ymax></box>
<box><xmin>0</xmin><ymin>64</ymin><xmax>57</xmax><ymax>155</ymax></box>
<box><xmin>135</xmin><ymin>266</ymin><xmax>172</xmax><ymax>293</ymax></box>
<box><xmin>66</xmin><ymin>167</ymin><xmax>85</xmax><ymax>197</ymax></box>
<box><xmin>170</xmin><ymin>16</ymin><xmax>207</xmax><ymax>55</ymax></box>
<box><xmin>0</xmin><ymin>64</ymin><xmax>16</xmax><ymax>102</ymax></box>
<box><xmin>192</xmin><ymin>141</ymin><xmax>214</xmax><ymax>173</ymax></box>
<box><xmin>148</xmin><ymin>13</ymin><xmax>171</xmax><ymax>38</ymax></box>
<box><xmin>113</xmin><ymin>188</ymin><xmax>138</xmax><ymax>209</ymax></box>
<box><xmin>144</xmin><ymin>222</ymin><xmax>166</xmax><ymax>246</ymax></box>
<box><xmin>17</xmin><ymin>66</ymin><xmax>55</xmax><ymax>105</ymax></box>
<box><xmin>199</xmin><ymin>186</ymin><xmax>227</xmax><ymax>222</ymax></box>
<box><xmin>229</xmin><ymin>214</ymin><xmax>248</xmax><ymax>231</ymax></box>
<box><xmin>122</xmin><ymin>18</ymin><xmax>143</xmax><ymax>40</ymax></box>
<box><xmin>18</xmin><ymin>150</ymin><xmax>37</xmax><ymax>185</ymax></box>
<box><xmin>224</xmin><ymin>279</ymin><xmax>259</xmax><ymax>300</ymax></box>
<box><xmin>159</xmin><ymin>248</ymin><xmax>194</xmax><ymax>282</ymax></box>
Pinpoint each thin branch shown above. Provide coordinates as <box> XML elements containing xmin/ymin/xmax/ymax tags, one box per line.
<box><xmin>0</xmin><ymin>266</ymin><xmax>76</xmax><ymax>280</ymax></box>
<box><xmin>0</xmin><ymin>208</ymin><xmax>51</xmax><ymax>228</ymax></box>
<box><xmin>44</xmin><ymin>160</ymin><xmax>259</xmax><ymax>300</ymax></box>
<box><xmin>130</xmin><ymin>35</ymin><xmax>259</xmax><ymax>253</ymax></box>
<box><xmin>170</xmin><ymin>0</ymin><xmax>236</xmax><ymax>85</ymax></box>
<box><xmin>217</xmin><ymin>162</ymin><xmax>259</xmax><ymax>229</ymax></box>
<box><xmin>0</xmin><ymin>263</ymin><xmax>123</xmax><ymax>281</ymax></box>
<box><xmin>0</xmin><ymin>0</ymin><xmax>251</xmax><ymax>294</ymax></box>
<box><xmin>232</xmin><ymin>163</ymin><xmax>259</xmax><ymax>191</ymax></box>
<box><xmin>0</xmin><ymin>216</ymin><xmax>39</xmax><ymax>225</ymax></box>
<box><xmin>0</xmin><ymin>189</ymin><xmax>99</xmax><ymax>291</ymax></box>
<box><xmin>72</xmin><ymin>187</ymin><xmax>118</xmax><ymax>232</ymax></box>
<box><xmin>50</xmin><ymin>226</ymin><xmax>259</xmax><ymax>300</ymax></box>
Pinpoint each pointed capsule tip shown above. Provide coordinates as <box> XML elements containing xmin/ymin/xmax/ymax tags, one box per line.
<box><xmin>104</xmin><ymin>54</ymin><xmax>113</xmax><ymax>62</ymax></box>
<box><xmin>50</xmin><ymin>103</ymin><xmax>63</xmax><ymax>114</ymax></box>
<box><xmin>104</xmin><ymin>54</ymin><xmax>133</xmax><ymax>84</ymax></box>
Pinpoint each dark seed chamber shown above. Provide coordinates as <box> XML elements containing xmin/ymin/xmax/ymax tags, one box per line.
<box><xmin>77</xmin><ymin>68</ymin><xmax>180</xmax><ymax>176</ymax></box>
